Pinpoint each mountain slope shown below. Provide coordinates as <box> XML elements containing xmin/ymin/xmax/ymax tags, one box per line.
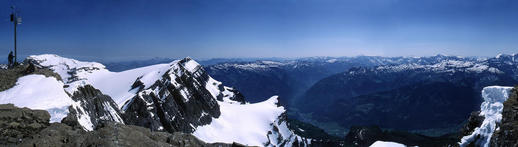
<box><xmin>0</xmin><ymin>54</ymin><xmax>313</xmax><ymax>146</ymax></box>
<box><xmin>459</xmin><ymin>86</ymin><xmax>513</xmax><ymax>147</ymax></box>
<box><xmin>297</xmin><ymin>55</ymin><xmax>517</xmax><ymax>136</ymax></box>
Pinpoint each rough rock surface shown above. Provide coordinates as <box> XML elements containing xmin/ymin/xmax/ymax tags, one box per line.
<box><xmin>123</xmin><ymin>58</ymin><xmax>223</xmax><ymax>133</ymax></box>
<box><xmin>490</xmin><ymin>86</ymin><xmax>518</xmax><ymax>146</ymax></box>
<box><xmin>0</xmin><ymin>63</ymin><xmax>61</xmax><ymax>92</ymax></box>
<box><xmin>62</xmin><ymin>85</ymin><xmax>124</xmax><ymax>131</ymax></box>
<box><xmin>0</xmin><ymin>104</ymin><xmax>238</xmax><ymax>147</ymax></box>
<box><xmin>343</xmin><ymin>126</ymin><xmax>458</xmax><ymax>147</ymax></box>
<box><xmin>21</xmin><ymin>122</ymin><xmax>237</xmax><ymax>147</ymax></box>
<box><xmin>458</xmin><ymin>111</ymin><xmax>484</xmax><ymax>147</ymax></box>
<box><xmin>0</xmin><ymin>104</ymin><xmax>50</xmax><ymax>145</ymax></box>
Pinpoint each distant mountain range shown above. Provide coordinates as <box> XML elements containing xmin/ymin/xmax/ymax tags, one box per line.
<box><xmin>200</xmin><ymin>54</ymin><xmax>518</xmax><ymax>137</ymax></box>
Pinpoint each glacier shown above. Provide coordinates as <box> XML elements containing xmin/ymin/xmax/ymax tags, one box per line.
<box><xmin>459</xmin><ymin>86</ymin><xmax>513</xmax><ymax>147</ymax></box>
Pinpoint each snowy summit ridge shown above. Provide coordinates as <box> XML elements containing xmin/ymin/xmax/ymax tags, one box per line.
<box><xmin>1</xmin><ymin>54</ymin><xmax>310</xmax><ymax>147</ymax></box>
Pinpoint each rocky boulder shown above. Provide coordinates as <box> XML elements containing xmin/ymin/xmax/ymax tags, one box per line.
<box><xmin>21</xmin><ymin>122</ymin><xmax>237</xmax><ymax>147</ymax></box>
<box><xmin>0</xmin><ymin>104</ymin><xmax>50</xmax><ymax>145</ymax></box>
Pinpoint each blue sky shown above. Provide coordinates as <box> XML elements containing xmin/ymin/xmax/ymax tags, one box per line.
<box><xmin>0</xmin><ymin>0</ymin><xmax>517</xmax><ymax>61</ymax></box>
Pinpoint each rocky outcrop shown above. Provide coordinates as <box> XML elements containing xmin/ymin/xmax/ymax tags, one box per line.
<box><xmin>343</xmin><ymin>126</ymin><xmax>458</xmax><ymax>147</ymax></box>
<box><xmin>62</xmin><ymin>85</ymin><xmax>124</xmax><ymax>131</ymax></box>
<box><xmin>490</xmin><ymin>86</ymin><xmax>518</xmax><ymax>146</ymax></box>
<box><xmin>458</xmin><ymin>111</ymin><xmax>484</xmax><ymax>146</ymax></box>
<box><xmin>266</xmin><ymin>113</ymin><xmax>312</xmax><ymax>147</ymax></box>
<box><xmin>0</xmin><ymin>104</ymin><xmax>50</xmax><ymax>145</ymax></box>
<box><xmin>0</xmin><ymin>104</ymin><xmax>237</xmax><ymax>147</ymax></box>
<box><xmin>21</xmin><ymin>122</ymin><xmax>236</xmax><ymax>147</ymax></box>
<box><xmin>123</xmin><ymin>58</ymin><xmax>223</xmax><ymax>133</ymax></box>
<box><xmin>0</xmin><ymin>62</ymin><xmax>61</xmax><ymax>92</ymax></box>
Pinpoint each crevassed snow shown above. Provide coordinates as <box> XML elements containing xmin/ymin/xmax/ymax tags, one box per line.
<box><xmin>459</xmin><ymin>86</ymin><xmax>513</xmax><ymax>147</ymax></box>
<box><xmin>370</xmin><ymin>141</ymin><xmax>406</xmax><ymax>147</ymax></box>
<box><xmin>0</xmin><ymin>75</ymin><xmax>73</xmax><ymax>122</ymax></box>
<box><xmin>193</xmin><ymin>96</ymin><xmax>285</xmax><ymax>146</ymax></box>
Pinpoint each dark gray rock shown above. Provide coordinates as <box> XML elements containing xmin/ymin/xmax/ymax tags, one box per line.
<box><xmin>20</xmin><ymin>121</ymin><xmax>237</xmax><ymax>147</ymax></box>
<box><xmin>458</xmin><ymin>111</ymin><xmax>484</xmax><ymax>146</ymax></box>
<box><xmin>0</xmin><ymin>104</ymin><xmax>238</xmax><ymax>147</ymax></box>
<box><xmin>62</xmin><ymin>85</ymin><xmax>124</xmax><ymax>130</ymax></box>
<box><xmin>0</xmin><ymin>104</ymin><xmax>50</xmax><ymax>145</ymax></box>
<box><xmin>123</xmin><ymin>58</ymin><xmax>222</xmax><ymax>133</ymax></box>
<box><xmin>490</xmin><ymin>87</ymin><xmax>518</xmax><ymax>146</ymax></box>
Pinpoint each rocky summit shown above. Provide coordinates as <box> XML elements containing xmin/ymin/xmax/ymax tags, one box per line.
<box><xmin>0</xmin><ymin>104</ymin><xmax>240</xmax><ymax>147</ymax></box>
<box><xmin>0</xmin><ymin>54</ymin><xmax>315</xmax><ymax>147</ymax></box>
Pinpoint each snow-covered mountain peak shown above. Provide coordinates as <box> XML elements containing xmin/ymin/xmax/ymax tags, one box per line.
<box><xmin>372</xmin><ymin>59</ymin><xmax>502</xmax><ymax>74</ymax></box>
<box><xmin>27</xmin><ymin>54</ymin><xmax>107</xmax><ymax>81</ymax></box>
<box><xmin>27</xmin><ymin>54</ymin><xmax>111</xmax><ymax>94</ymax></box>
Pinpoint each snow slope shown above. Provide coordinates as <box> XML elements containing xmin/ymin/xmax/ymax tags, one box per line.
<box><xmin>193</xmin><ymin>96</ymin><xmax>284</xmax><ymax>146</ymax></box>
<box><xmin>370</xmin><ymin>141</ymin><xmax>406</xmax><ymax>147</ymax></box>
<box><xmin>4</xmin><ymin>54</ymin><xmax>310</xmax><ymax>146</ymax></box>
<box><xmin>28</xmin><ymin>54</ymin><xmax>170</xmax><ymax>107</ymax></box>
<box><xmin>0</xmin><ymin>75</ymin><xmax>73</xmax><ymax>122</ymax></box>
<box><xmin>459</xmin><ymin>86</ymin><xmax>513</xmax><ymax>147</ymax></box>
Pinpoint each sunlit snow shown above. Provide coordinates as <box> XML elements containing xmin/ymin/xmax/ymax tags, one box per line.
<box><xmin>370</xmin><ymin>141</ymin><xmax>406</xmax><ymax>147</ymax></box>
<box><xmin>0</xmin><ymin>75</ymin><xmax>73</xmax><ymax>122</ymax></box>
<box><xmin>193</xmin><ymin>96</ymin><xmax>285</xmax><ymax>146</ymax></box>
<box><xmin>459</xmin><ymin>86</ymin><xmax>513</xmax><ymax>147</ymax></box>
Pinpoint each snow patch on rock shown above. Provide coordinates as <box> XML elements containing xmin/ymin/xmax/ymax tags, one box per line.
<box><xmin>459</xmin><ymin>86</ymin><xmax>513</xmax><ymax>147</ymax></box>
<box><xmin>193</xmin><ymin>96</ymin><xmax>285</xmax><ymax>146</ymax></box>
<box><xmin>0</xmin><ymin>75</ymin><xmax>73</xmax><ymax>122</ymax></box>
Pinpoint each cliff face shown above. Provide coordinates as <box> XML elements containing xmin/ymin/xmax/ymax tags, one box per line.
<box><xmin>490</xmin><ymin>86</ymin><xmax>518</xmax><ymax>146</ymax></box>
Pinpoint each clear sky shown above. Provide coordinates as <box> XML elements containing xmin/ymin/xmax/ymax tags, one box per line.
<box><xmin>0</xmin><ymin>0</ymin><xmax>517</xmax><ymax>61</ymax></box>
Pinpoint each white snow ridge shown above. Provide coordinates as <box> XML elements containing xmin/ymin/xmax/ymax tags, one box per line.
<box><xmin>0</xmin><ymin>54</ymin><xmax>311</xmax><ymax>147</ymax></box>
<box><xmin>459</xmin><ymin>86</ymin><xmax>513</xmax><ymax>147</ymax></box>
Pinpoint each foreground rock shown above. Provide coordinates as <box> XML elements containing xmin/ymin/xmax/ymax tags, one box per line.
<box><xmin>343</xmin><ymin>126</ymin><xmax>458</xmax><ymax>147</ymax></box>
<box><xmin>0</xmin><ymin>104</ymin><xmax>237</xmax><ymax>147</ymax></box>
<box><xmin>490</xmin><ymin>86</ymin><xmax>518</xmax><ymax>146</ymax></box>
<box><xmin>0</xmin><ymin>104</ymin><xmax>50</xmax><ymax>145</ymax></box>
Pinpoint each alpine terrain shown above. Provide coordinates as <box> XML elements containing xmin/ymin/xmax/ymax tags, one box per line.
<box><xmin>0</xmin><ymin>54</ymin><xmax>320</xmax><ymax>147</ymax></box>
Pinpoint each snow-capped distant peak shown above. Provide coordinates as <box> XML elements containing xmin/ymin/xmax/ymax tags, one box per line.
<box><xmin>373</xmin><ymin>59</ymin><xmax>502</xmax><ymax>74</ymax></box>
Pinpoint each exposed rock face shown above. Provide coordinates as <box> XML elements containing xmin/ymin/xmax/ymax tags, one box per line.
<box><xmin>21</xmin><ymin>122</ymin><xmax>235</xmax><ymax>147</ymax></box>
<box><xmin>491</xmin><ymin>87</ymin><xmax>518</xmax><ymax>146</ymax></box>
<box><xmin>0</xmin><ymin>104</ymin><xmax>50</xmax><ymax>145</ymax></box>
<box><xmin>344</xmin><ymin>126</ymin><xmax>384</xmax><ymax>146</ymax></box>
<box><xmin>0</xmin><ymin>104</ymin><xmax>236</xmax><ymax>147</ymax></box>
<box><xmin>123</xmin><ymin>58</ymin><xmax>224</xmax><ymax>133</ymax></box>
<box><xmin>458</xmin><ymin>111</ymin><xmax>484</xmax><ymax>146</ymax></box>
<box><xmin>62</xmin><ymin>85</ymin><xmax>124</xmax><ymax>131</ymax></box>
<box><xmin>343</xmin><ymin>126</ymin><xmax>458</xmax><ymax>147</ymax></box>
<box><xmin>266</xmin><ymin>113</ymin><xmax>312</xmax><ymax>147</ymax></box>
<box><xmin>0</xmin><ymin>62</ymin><xmax>61</xmax><ymax>92</ymax></box>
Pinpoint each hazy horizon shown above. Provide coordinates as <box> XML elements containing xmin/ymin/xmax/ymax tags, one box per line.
<box><xmin>1</xmin><ymin>0</ymin><xmax>518</xmax><ymax>61</ymax></box>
